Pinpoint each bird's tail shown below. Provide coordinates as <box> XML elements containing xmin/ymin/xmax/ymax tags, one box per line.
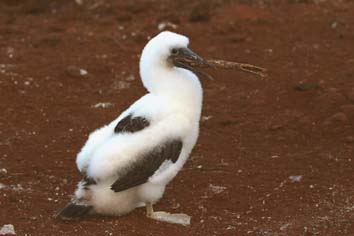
<box><xmin>57</xmin><ymin>199</ymin><xmax>93</xmax><ymax>220</ymax></box>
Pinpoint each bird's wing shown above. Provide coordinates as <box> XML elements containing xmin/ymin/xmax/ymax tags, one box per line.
<box><xmin>114</xmin><ymin>114</ymin><xmax>150</xmax><ymax>133</ymax></box>
<box><xmin>110</xmin><ymin>139</ymin><xmax>183</xmax><ymax>192</ymax></box>
<box><xmin>77</xmin><ymin>114</ymin><xmax>149</xmax><ymax>181</ymax></box>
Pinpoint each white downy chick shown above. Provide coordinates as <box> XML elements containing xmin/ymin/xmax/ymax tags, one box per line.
<box><xmin>58</xmin><ymin>31</ymin><xmax>213</xmax><ymax>225</ymax></box>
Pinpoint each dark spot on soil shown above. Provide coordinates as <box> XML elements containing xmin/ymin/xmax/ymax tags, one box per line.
<box><xmin>189</xmin><ymin>2</ymin><xmax>211</xmax><ymax>22</ymax></box>
<box><xmin>33</xmin><ymin>37</ymin><xmax>61</xmax><ymax>48</ymax></box>
<box><xmin>294</xmin><ymin>81</ymin><xmax>319</xmax><ymax>91</ymax></box>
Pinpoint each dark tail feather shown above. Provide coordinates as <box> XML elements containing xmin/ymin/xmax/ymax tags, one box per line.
<box><xmin>57</xmin><ymin>202</ymin><xmax>93</xmax><ymax>220</ymax></box>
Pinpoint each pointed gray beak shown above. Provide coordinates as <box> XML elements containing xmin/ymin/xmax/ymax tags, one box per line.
<box><xmin>169</xmin><ymin>48</ymin><xmax>214</xmax><ymax>80</ymax></box>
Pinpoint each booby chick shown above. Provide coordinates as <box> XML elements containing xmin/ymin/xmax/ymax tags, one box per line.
<box><xmin>58</xmin><ymin>31</ymin><xmax>213</xmax><ymax>225</ymax></box>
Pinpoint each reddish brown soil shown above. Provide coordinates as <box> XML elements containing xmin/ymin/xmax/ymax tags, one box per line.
<box><xmin>1</xmin><ymin>0</ymin><xmax>354</xmax><ymax>235</ymax></box>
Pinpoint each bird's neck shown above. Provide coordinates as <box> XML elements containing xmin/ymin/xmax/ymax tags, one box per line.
<box><xmin>141</xmin><ymin>66</ymin><xmax>203</xmax><ymax>121</ymax></box>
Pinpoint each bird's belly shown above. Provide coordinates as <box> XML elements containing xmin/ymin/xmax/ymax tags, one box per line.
<box><xmin>89</xmin><ymin>180</ymin><xmax>141</xmax><ymax>216</ymax></box>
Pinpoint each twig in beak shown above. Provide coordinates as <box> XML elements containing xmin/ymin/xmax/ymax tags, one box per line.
<box><xmin>189</xmin><ymin>59</ymin><xmax>267</xmax><ymax>78</ymax></box>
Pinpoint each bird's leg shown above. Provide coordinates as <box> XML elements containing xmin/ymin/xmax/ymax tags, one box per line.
<box><xmin>145</xmin><ymin>202</ymin><xmax>191</xmax><ymax>226</ymax></box>
<box><xmin>146</xmin><ymin>202</ymin><xmax>154</xmax><ymax>217</ymax></box>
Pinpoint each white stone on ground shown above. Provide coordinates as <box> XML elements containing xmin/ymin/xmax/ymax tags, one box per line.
<box><xmin>0</xmin><ymin>224</ymin><xmax>16</xmax><ymax>235</ymax></box>
<box><xmin>289</xmin><ymin>175</ymin><xmax>302</xmax><ymax>183</ymax></box>
<box><xmin>209</xmin><ymin>184</ymin><xmax>226</xmax><ymax>194</ymax></box>
<box><xmin>91</xmin><ymin>102</ymin><xmax>114</xmax><ymax>109</ymax></box>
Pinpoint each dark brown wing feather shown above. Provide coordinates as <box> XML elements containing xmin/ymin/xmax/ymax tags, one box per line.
<box><xmin>114</xmin><ymin>115</ymin><xmax>150</xmax><ymax>133</ymax></box>
<box><xmin>110</xmin><ymin>139</ymin><xmax>183</xmax><ymax>192</ymax></box>
<box><xmin>57</xmin><ymin>202</ymin><xmax>92</xmax><ymax>220</ymax></box>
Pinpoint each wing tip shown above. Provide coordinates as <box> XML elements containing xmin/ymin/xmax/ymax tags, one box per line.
<box><xmin>56</xmin><ymin>202</ymin><xmax>93</xmax><ymax>220</ymax></box>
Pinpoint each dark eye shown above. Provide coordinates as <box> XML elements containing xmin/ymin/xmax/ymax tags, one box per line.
<box><xmin>171</xmin><ymin>48</ymin><xmax>178</xmax><ymax>55</ymax></box>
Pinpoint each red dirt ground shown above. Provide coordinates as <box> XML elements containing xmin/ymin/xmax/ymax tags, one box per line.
<box><xmin>0</xmin><ymin>0</ymin><xmax>354</xmax><ymax>235</ymax></box>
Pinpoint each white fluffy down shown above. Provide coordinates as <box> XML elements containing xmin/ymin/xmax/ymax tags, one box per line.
<box><xmin>73</xmin><ymin>31</ymin><xmax>203</xmax><ymax>216</ymax></box>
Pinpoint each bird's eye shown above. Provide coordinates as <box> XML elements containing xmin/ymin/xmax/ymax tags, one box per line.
<box><xmin>171</xmin><ymin>48</ymin><xmax>178</xmax><ymax>55</ymax></box>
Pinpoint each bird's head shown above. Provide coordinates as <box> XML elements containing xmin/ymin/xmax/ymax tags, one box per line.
<box><xmin>139</xmin><ymin>31</ymin><xmax>213</xmax><ymax>94</ymax></box>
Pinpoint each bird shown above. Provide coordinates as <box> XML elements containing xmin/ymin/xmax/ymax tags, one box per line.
<box><xmin>57</xmin><ymin>31</ymin><xmax>213</xmax><ymax>225</ymax></box>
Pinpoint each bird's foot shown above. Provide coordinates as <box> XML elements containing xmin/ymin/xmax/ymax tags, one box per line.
<box><xmin>147</xmin><ymin>211</ymin><xmax>191</xmax><ymax>226</ymax></box>
<box><xmin>145</xmin><ymin>202</ymin><xmax>191</xmax><ymax>226</ymax></box>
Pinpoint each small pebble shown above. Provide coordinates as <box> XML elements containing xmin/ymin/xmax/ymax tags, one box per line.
<box><xmin>0</xmin><ymin>169</ymin><xmax>7</xmax><ymax>178</ymax></box>
<box><xmin>201</xmin><ymin>115</ymin><xmax>213</xmax><ymax>122</ymax></box>
<box><xmin>157</xmin><ymin>22</ymin><xmax>178</xmax><ymax>31</ymax></box>
<box><xmin>289</xmin><ymin>175</ymin><xmax>302</xmax><ymax>183</ymax></box>
<box><xmin>331</xmin><ymin>21</ymin><xmax>337</xmax><ymax>29</ymax></box>
<box><xmin>66</xmin><ymin>66</ymin><xmax>88</xmax><ymax>78</ymax></box>
<box><xmin>92</xmin><ymin>102</ymin><xmax>114</xmax><ymax>109</ymax></box>
<box><xmin>209</xmin><ymin>184</ymin><xmax>226</xmax><ymax>194</ymax></box>
<box><xmin>280</xmin><ymin>223</ymin><xmax>291</xmax><ymax>231</ymax></box>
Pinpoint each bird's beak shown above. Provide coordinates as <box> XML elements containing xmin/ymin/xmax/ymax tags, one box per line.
<box><xmin>169</xmin><ymin>48</ymin><xmax>214</xmax><ymax>80</ymax></box>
